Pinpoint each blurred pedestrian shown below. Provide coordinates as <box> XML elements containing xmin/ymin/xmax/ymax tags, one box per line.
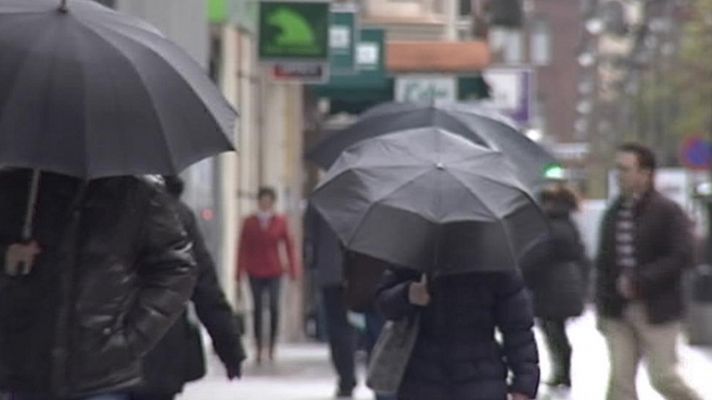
<box><xmin>131</xmin><ymin>176</ymin><xmax>245</xmax><ymax>400</ymax></box>
<box><xmin>304</xmin><ymin>203</ymin><xmax>357</xmax><ymax>398</ymax></box>
<box><xmin>377</xmin><ymin>269</ymin><xmax>539</xmax><ymax>400</ymax></box>
<box><xmin>342</xmin><ymin>251</ymin><xmax>396</xmax><ymax>400</ymax></box>
<box><xmin>0</xmin><ymin>169</ymin><xmax>196</xmax><ymax>400</ymax></box>
<box><xmin>237</xmin><ymin>187</ymin><xmax>299</xmax><ymax>364</ymax></box>
<box><xmin>521</xmin><ymin>183</ymin><xmax>588</xmax><ymax>388</ymax></box>
<box><xmin>595</xmin><ymin>143</ymin><xmax>701</xmax><ymax>400</ymax></box>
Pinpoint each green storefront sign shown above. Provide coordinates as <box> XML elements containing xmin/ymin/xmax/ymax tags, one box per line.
<box><xmin>258</xmin><ymin>1</ymin><xmax>330</xmax><ymax>61</ymax></box>
<box><xmin>208</xmin><ymin>0</ymin><xmax>228</xmax><ymax>23</ymax></box>
<box><xmin>329</xmin><ymin>4</ymin><xmax>358</xmax><ymax>75</ymax></box>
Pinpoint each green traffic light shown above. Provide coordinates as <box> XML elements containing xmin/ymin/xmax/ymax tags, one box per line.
<box><xmin>543</xmin><ymin>164</ymin><xmax>565</xmax><ymax>180</ymax></box>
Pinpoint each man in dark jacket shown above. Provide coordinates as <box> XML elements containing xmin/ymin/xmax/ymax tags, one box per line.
<box><xmin>595</xmin><ymin>143</ymin><xmax>700</xmax><ymax>400</ymax></box>
<box><xmin>131</xmin><ymin>176</ymin><xmax>246</xmax><ymax>400</ymax></box>
<box><xmin>304</xmin><ymin>204</ymin><xmax>357</xmax><ymax>399</ymax></box>
<box><xmin>0</xmin><ymin>169</ymin><xmax>197</xmax><ymax>400</ymax></box>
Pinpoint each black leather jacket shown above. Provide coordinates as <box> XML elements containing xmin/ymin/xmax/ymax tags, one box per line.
<box><xmin>0</xmin><ymin>170</ymin><xmax>196</xmax><ymax>397</ymax></box>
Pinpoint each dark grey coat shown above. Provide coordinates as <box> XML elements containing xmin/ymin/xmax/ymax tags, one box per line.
<box><xmin>521</xmin><ymin>209</ymin><xmax>588</xmax><ymax>319</ymax></box>
<box><xmin>304</xmin><ymin>204</ymin><xmax>344</xmax><ymax>288</ymax></box>
<box><xmin>377</xmin><ymin>270</ymin><xmax>539</xmax><ymax>400</ymax></box>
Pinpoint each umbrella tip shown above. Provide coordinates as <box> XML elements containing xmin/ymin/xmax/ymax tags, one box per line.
<box><xmin>436</xmin><ymin>162</ymin><xmax>445</xmax><ymax>170</ymax></box>
<box><xmin>58</xmin><ymin>0</ymin><xmax>69</xmax><ymax>13</ymax></box>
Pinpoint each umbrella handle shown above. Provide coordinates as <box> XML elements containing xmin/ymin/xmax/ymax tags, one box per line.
<box><xmin>21</xmin><ymin>170</ymin><xmax>41</xmax><ymax>242</ymax></box>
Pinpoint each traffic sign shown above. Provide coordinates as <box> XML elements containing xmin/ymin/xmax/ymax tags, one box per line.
<box><xmin>680</xmin><ymin>136</ymin><xmax>712</xmax><ymax>170</ymax></box>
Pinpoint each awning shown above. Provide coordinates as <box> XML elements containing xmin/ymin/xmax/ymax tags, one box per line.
<box><xmin>387</xmin><ymin>41</ymin><xmax>491</xmax><ymax>73</ymax></box>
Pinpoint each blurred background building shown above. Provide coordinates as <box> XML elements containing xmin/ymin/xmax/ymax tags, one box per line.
<box><xmin>99</xmin><ymin>0</ymin><xmax>712</xmax><ymax>339</ymax></box>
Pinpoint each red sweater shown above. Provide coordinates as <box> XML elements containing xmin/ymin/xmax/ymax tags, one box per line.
<box><xmin>237</xmin><ymin>214</ymin><xmax>299</xmax><ymax>280</ymax></box>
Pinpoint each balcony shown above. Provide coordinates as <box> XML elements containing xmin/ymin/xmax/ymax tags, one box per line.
<box><xmin>361</xmin><ymin>0</ymin><xmax>448</xmax><ymax>40</ymax></box>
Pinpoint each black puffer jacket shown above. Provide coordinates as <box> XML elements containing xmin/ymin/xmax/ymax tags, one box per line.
<box><xmin>521</xmin><ymin>208</ymin><xmax>588</xmax><ymax>319</ymax></box>
<box><xmin>137</xmin><ymin>200</ymin><xmax>245</xmax><ymax>394</ymax></box>
<box><xmin>377</xmin><ymin>270</ymin><xmax>539</xmax><ymax>400</ymax></box>
<box><xmin>0</xmin><ymin>170</ymin><xmax>196</xmax><ymax>397</ymax></box>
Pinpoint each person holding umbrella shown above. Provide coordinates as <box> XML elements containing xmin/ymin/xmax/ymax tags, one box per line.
<box><xmin>377</xmin><ymin>268</ymin><xmax>538</xmax><ymax>400</ymax></box>
<box><xmin>0</xmin><ymin>1</ymin><xmax>237</xmax><ymax>399</ymax></box>
<box><xmin>130</xmin><ymin>176</ymin><xmax>246</xmax><ymax>400</ymax></box>
<box><xmin>311</xmin><ymin>128</ymin><xmax>543</xmax><ymax>400</ymax></box>
<box><xmin>0</xmin><ymin>170</ymin><xmax>197</xmax><ymax>400</ymax></box>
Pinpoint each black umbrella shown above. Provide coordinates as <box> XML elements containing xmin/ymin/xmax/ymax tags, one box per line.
<box><xmin>306</xmin><ymin>102</ymin><xmax>556</xmax><ymax>190</ymax></box>
<box><xmin>310</xmin><ymin>127</ymin><xmax>547</xmax><ymax>274</ymax></box>
<box><xmin>0</xmin><ymin>0</ymin><xmax>236</xmax><ymax>240</ymax></box>
<box><xmin>0</xmin><ymin>0</ymin><xmax>235</xmax><ymax>179</ymax></box>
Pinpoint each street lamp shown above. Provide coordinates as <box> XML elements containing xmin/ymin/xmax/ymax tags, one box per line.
<box><xmin>578</xmin><ymin>52</ymin><xmax>596</xmax><ymax>67</ymax></box>
<box><xmin>586</xmin><ymin>17</ymin><xmax>605</xmax><ymax>35</ymax></box>
<box><xmin>577</xmin><ymin>100</ymin><xmax>593</xmax><ymax>114</ymax></box>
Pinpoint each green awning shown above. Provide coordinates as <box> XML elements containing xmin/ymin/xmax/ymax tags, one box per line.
<box><xmin>310</xmin><ymin>78</ymin><xmax>394</xmax><ymax>115</ymax></box>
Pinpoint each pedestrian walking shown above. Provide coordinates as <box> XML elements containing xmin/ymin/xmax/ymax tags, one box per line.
<box><xmin>131</xmin><ymin>176</ymin><xmax>245</xmax><ymax>400</ymax></box>
<box><xmin>521</xmin><ymin>183</ymin><xmax>589</xmax><ymax>388</ymax></box>
<box><xmin>595</xmin><ymin>143</ymin><xmax>701</xmax><ymax>400</ymax></box>
<box><xmin>237</xmin><ymin>187</ymin><xmax>299</xmax><ymax>364</ymax></box>
<box><xmin>310</xmin><ymin>129</ymin><xmax>545</xmax><ymax>400</ymax></box>
<box><xmin>0</xmin><ymin>169</ymin><xmax>197</xmax><ymax>400</ymax></box>
<box><xmin>304</xmin><ymin>204</ymin><xmax>358</xmax><ymax>398</ymax></box>
<box><xmin>376</xmin><ymin>270</ymin><xmax>539</xmax><ymax>400</ymax></box>
<box><xmin>341</xmin><ymin>251</ymin><xmax>397</xmax><ymax>400</ymax></box>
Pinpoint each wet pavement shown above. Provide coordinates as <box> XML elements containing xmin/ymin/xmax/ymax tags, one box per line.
<box><xmin>178</xmin><ymin>308</ymin><xmax>712</xmax><ymax>400</ymax></box>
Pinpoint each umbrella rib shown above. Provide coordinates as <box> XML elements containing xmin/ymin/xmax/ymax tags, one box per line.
<box><xmin>76</xmin><ymin>23</ymin><xmax>176</xmax><ymax>171</ymax></box>
<box><xmin>83</xmin><ymin>21</ymin><xmax>229</xmax><ymax>127</ymax></box>
<box><xmin>435</xmin><ymin>111</ymin><xmax>491</xmax><ymax>147</ymax></box>
<box><xmin>448</xmin><ymin>164</ymin><xmax>533</xmax><ymax>200</ymax></box>
<box><xmin>346</xmin><ymin>167</ymin><xmax>436</xmax><ymax>244</ymax></box>
<box><xmin>446</xmin><ymin>170</ymin><xmax>519</xmax><ymax>264</ymax></box>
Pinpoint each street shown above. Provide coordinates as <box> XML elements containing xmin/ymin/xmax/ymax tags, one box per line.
<box><xmin>178</xmin><ymin>309</ymin><xmax>712</xmax><ymax>400</ymax></box>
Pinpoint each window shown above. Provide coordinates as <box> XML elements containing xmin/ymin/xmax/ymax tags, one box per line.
<box><xmin>490</xmin><ymin>28</ymin><xmax>524</xmax><ymax>63</ymax></box>
<box><xmin>530</xmin><ymin>19</ymin><xmax>552</xmax><ymax>65</ymax></box>
<box><xmin>460</xmin><ymin>0</ymin><xmax>472</xmax><ymax>17</ymax></box>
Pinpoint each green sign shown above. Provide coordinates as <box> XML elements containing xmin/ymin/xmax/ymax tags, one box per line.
<box><xmin>258</xmin><ymin>1</ymin><xmax>330</xmax><ymax>61</ymax></box>
<box><xmin>313</xmin><ymin>28</ymin><xmax>386</xmax><ymax>90</ymax></box>
<box><xmin>208</xmin><ymin>0</ymin><xmax>228</xmax><ymax>23</ymax></box>
<box><xmin>329</xmin><ymin>4</ymin><xmax>358</xmax><ymax>75</ymax></box>
<box><xmin>353</xmin><ymin>28</ymin><xmax>385</xmax><ymax>82</ymax></box>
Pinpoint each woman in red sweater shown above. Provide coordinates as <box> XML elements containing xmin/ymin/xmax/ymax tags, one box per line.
<box><xmin>237</xmin><ymin>187</ymin><xmax>299</xmax><ymax>363</ymax></box>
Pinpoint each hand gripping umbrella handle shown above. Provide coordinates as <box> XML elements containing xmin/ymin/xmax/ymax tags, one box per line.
<box><xmin>15</xmin><ymin>170</ymin><xmax>41</xmax><ymax>276</ymax></box>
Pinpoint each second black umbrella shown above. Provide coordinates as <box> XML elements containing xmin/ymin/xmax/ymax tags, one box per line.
<box><xmin>311</xmin><ymin>127</ymin><xmax>547</xmax><ymax>274</ymax></box>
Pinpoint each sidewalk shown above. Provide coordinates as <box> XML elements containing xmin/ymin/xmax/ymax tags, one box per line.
<box><xmin>178</xmin><ymin>310</ymin><xmax>712</xmax><ymax>400</ymax></box>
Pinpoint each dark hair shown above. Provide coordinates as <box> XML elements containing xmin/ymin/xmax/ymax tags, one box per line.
<box><xmin>258</xmin><ymin>186</ymin><xmax>277</xmax><ymax>201</ymax></box>
<box><xmin>618</xmin><ymin>142</ymin><xmax>656</xmax><ymax>172</ymax></box>
<box><xmin>539</xmin><ymin>184</ymin><xmax>580</xmax><ymax>212</ymax></box>
<box><xmin>162</xmin><ymin>175</ymin><xmax>185</xmax><ymax>197</ymax></box>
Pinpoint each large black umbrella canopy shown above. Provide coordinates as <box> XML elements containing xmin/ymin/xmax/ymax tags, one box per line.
<box><xmin>306</xmin><ymin>101</ymin><xmax>556</xmax><ymax>190</ymax></box>
<box><xmin>311</xmin><ymin>127</ymin><xmax>547</xmax><ymax>274</ymax></box>
<box><xmin>0</xmin><ymin>0</ymin><xmax>236</xmax><ymax>179</ymax></box>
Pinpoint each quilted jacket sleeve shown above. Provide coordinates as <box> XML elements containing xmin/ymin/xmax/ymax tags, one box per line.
<box><xmin>125</xmin><ymin>186</ymin><xmax>197</xmax><ymax>357</ymax></box>
<box><xmin>494</xmin><ymin>272</ymin><xmax>540</xmax><ymax>399</ymax></box>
